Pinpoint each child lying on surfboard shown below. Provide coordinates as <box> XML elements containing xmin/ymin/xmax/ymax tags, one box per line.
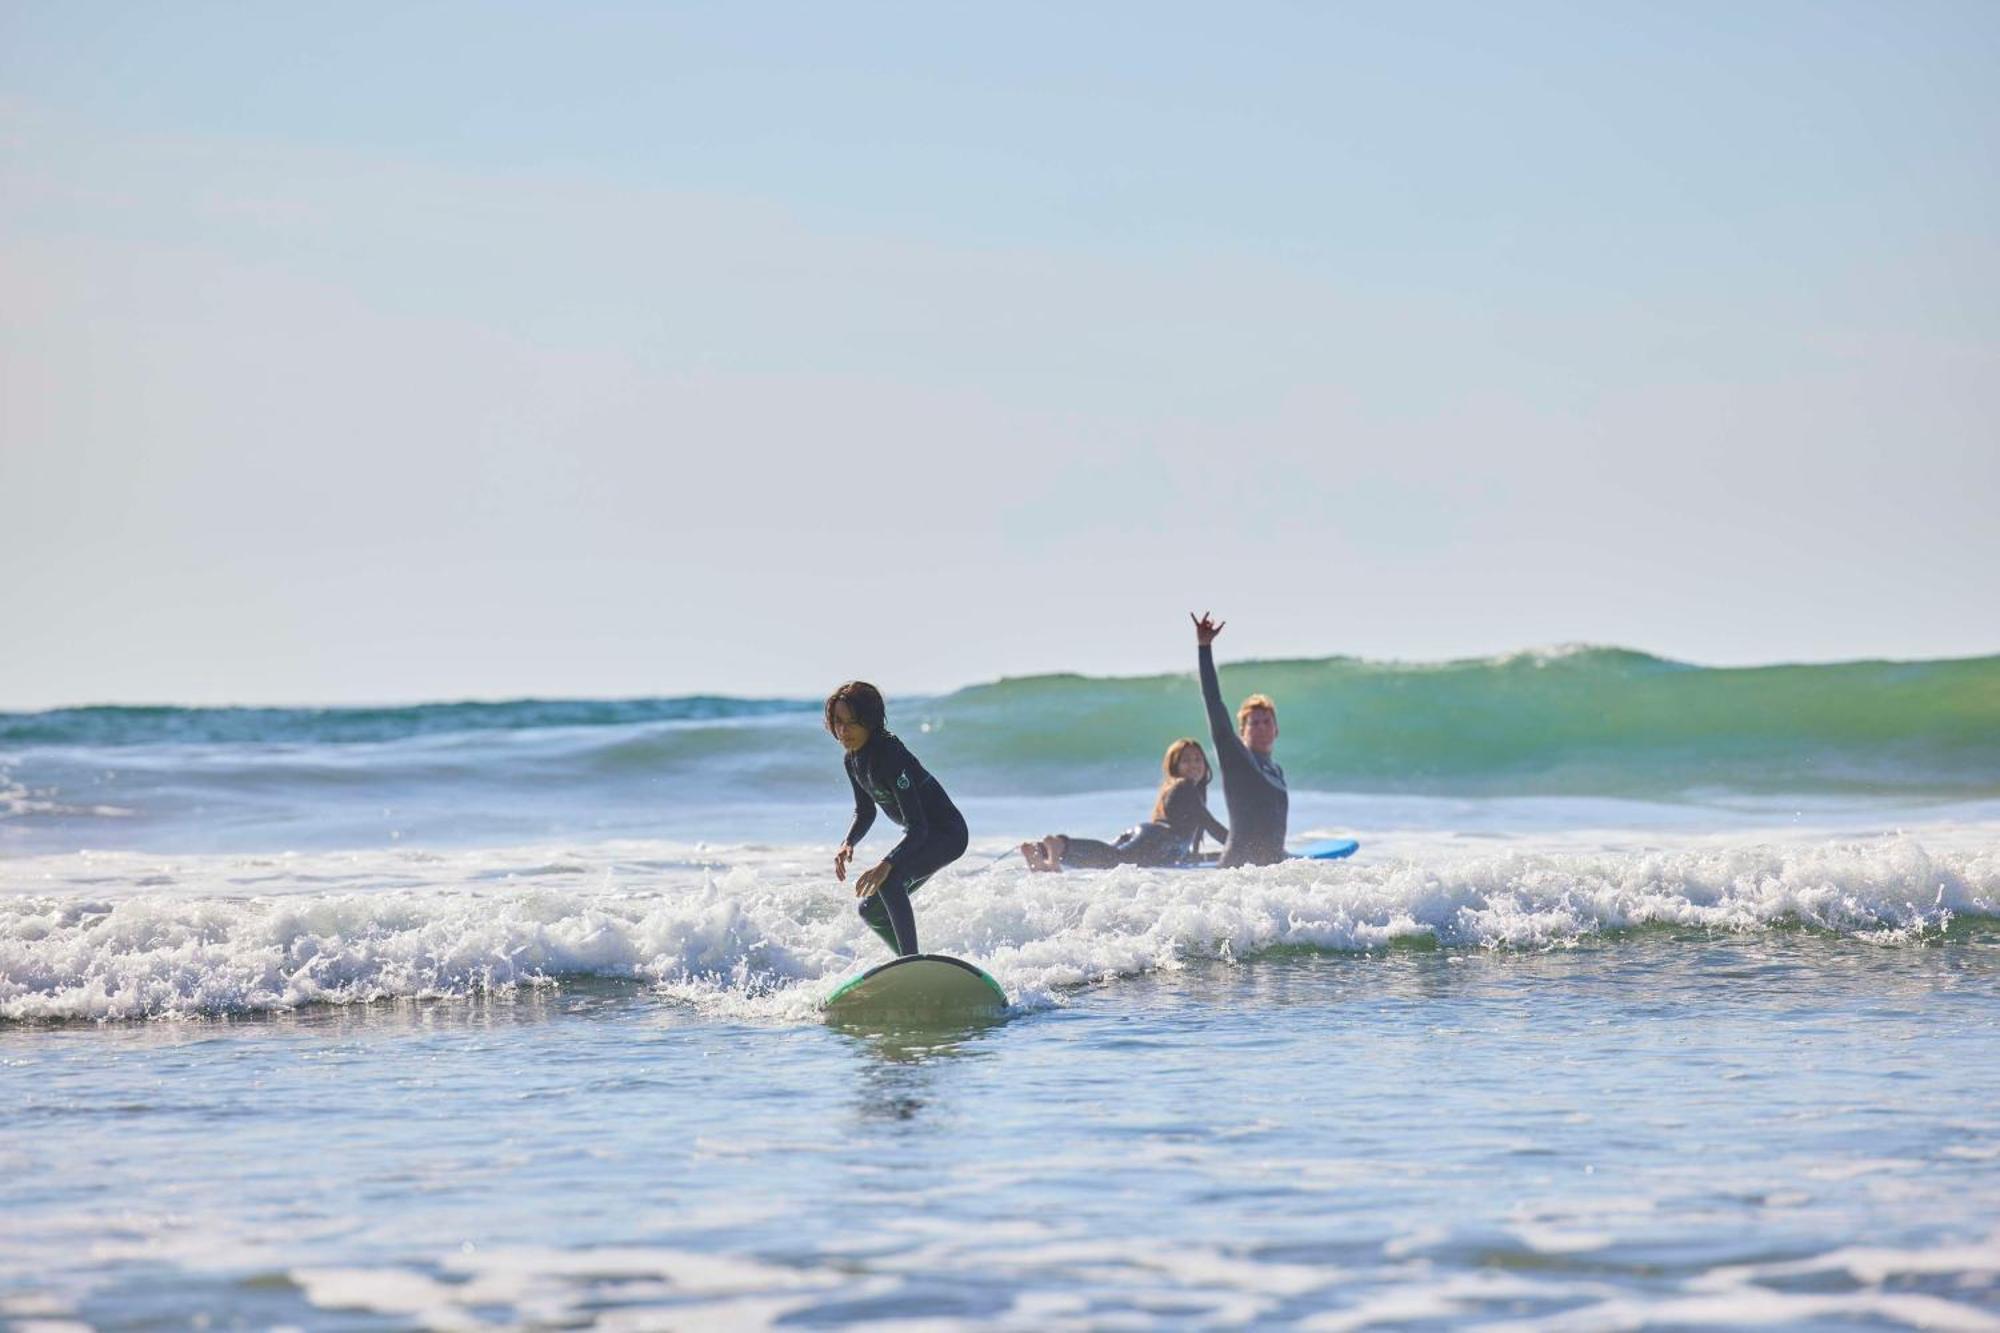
<box><xmin>826</xmin><ymin>681</ymin><xmax>969</xmax><ymax>957</ymax></box>
<box><xmin>1018</xmin><ymin>738</ymin><xmax>1228</xmax><ymax>871</ymax></box>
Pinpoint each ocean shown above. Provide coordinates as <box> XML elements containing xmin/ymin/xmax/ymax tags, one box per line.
<box><xmin>3</xmin><ymin>647</ymin><xmax>1998</xmax><ymax>1329</ymax></box>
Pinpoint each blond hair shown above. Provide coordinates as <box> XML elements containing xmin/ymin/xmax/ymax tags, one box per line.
<box><xmin>1150</xmin><ymin>738</ymin><xmax>1208</xmax><ymax>821</ymax></box>
<box><xmin>1236</xmin><ymin>693</ymin><xmax>1277</xmax><ymax>728</ymax></box>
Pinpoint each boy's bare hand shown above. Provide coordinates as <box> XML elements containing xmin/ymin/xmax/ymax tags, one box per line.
<box><xmin>1191</xmin><ymin>611</ymin><xmax>1225</xmax><ymax>646</ymax></box>
<box><xmin>854</xmin><ymin>861</ymin><xmax>892</xmax><ymax>899</ymax></box>
<box><xmin>834</xmin><ymin>843</ymin><xmax>854</xmax><ymax>882</ymax></box>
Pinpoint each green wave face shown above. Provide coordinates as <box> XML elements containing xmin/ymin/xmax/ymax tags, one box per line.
<box><xmin>5</xmin><ymin>647</ymin><xmax>1996</xmax><ymax>803</ymax></box>
<box><xmin>0</xmin><ymin>696</ymin><xmax>814</xmax><ymax>747</ymax></box>
<box><xmin>918</xmin><ymin>648</ymin><xmax>2000</xmax><ymax>798</ymax></box>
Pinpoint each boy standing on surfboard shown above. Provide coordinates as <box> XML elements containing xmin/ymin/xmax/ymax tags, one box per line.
<box><xmin>826</xmin><ymin>681</ymin><xmax>969</xmax><ymax>956</ymax></box>
<box><xmin>1192</xmin><ymin>612</ymin><xmax>1289</xmax><ymax>867</ymax></box>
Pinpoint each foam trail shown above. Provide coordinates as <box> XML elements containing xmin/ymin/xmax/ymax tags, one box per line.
<box><xmin>4</xmin><ymin>836</ymin><xmax>1995</xmax><ymax>1022</ymax></box>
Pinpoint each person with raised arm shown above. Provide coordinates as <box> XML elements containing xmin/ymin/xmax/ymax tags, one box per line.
<box><xmin>1191</xmin><ymin>612</ymin><xmax>1288</xmax><ymax>867</ymax></box>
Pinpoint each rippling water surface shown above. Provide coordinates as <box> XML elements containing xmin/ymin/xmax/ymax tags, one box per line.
<box><xmin>4</xmin><ymin>665</ymin><xmax>1999</xmax><ymax>1327</ymax></box>
<box><xmin>5</xmin><ymin>930</ymin><xmax>1999</xmax><ymax>1329</ymax></box>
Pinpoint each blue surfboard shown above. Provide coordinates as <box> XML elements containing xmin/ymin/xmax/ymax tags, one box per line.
<box><xmin>1165</xmin><ymin>838</ymin><xmax>1359</xmax><ymax>869</ymax></box>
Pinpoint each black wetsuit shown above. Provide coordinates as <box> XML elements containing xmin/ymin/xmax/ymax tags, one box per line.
<box><xmin>843</xmin><ymin>730</ymin><xmax>969</xmax><ymax>956</ymax></box>
<box><xmin>1199</xmin><ymin>643</ymin><xmax>1288</xmax><ymax>867</ymax></box>
<box><xmin>1058</xmin><ymin>777</ymin><xmax>1229</xmax><ymax>869</ymax></box>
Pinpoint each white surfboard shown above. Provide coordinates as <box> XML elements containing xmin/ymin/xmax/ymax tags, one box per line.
<box><xmin>822</xmin><ymin>954</ymin><xmax>1008</xmax><ymax>1023</ymax></box>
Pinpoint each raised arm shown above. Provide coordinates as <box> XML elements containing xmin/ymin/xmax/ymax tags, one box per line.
<box><xmin>1192</xmin><ymin>612</ymin><xmax>1248</xmax><ymax>764</ymax></box>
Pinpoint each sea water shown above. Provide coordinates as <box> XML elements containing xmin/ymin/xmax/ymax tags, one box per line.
<box><xmin>4</xmin><ymin>649</ymin><xmax>1999</xmax><ymax>1329</ymax></box>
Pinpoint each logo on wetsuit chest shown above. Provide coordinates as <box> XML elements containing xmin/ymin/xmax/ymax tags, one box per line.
<box><xmin>869</xmin><ymin>771</ymin><xmax>914</xmax><ymax>810</ymax></box>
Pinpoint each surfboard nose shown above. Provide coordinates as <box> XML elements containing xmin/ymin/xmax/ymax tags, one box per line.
<box><xmin>822</xmin><ymin>953</ymin><xmax>1008</xmax><ymax>1025</ymax></box>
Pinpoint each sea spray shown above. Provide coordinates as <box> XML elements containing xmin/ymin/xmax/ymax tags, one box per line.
<box><xmin>5</xmin><ymin>835</ymin><xmax>1994</xmax><ymax>1022</ymax></box>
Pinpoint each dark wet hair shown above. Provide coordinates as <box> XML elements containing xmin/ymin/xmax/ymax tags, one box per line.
<box><xmin>824</xmin><ymin>680</ymin><xmax>885</xmax><ymax>736</ymax></box>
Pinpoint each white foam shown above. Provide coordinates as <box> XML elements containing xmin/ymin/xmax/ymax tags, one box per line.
<box><xmin>1</xmin><ymin>832</ymin><xmax>1995</xmax><ymax>1022</ymax></box>
<box><xmin>280</xmin><ymin>1230</ymin><xmax>2000</xmax><ymax>1332</ymax></box>
<box><xmin>0</xmin><ymin>775</ymin><xmax>133</xmax><ymax>821</ymax></box>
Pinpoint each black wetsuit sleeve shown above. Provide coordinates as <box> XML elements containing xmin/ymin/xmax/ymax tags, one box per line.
<box><xmin>1200</xmin><ymin>643</ymin><xmax>1257</xmax><ymax>781</ymax></box>
<box><xmin>843</xmin><ymin>762</ymin><xmax>875</xmax><ymax>848</ymax></box>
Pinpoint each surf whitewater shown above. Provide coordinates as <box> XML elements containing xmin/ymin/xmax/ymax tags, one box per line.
<box><xmin>4</xmin><ymin>643</ymin><xmax>1998</xmax><ymax>1023</ymax></box>
<box><xmin>3</xmin><ymin>836</ymin><xmax>1997</xmax><ymax>1022</ymax></box>
<box><xmin>4</xmin><ymin>646</ymin><xmax>1998</xmax><ymax>858</ymax></box>
<box><xmin>6</xmin><ymin>651</ymin><xmax>2000</xmax><ymax>1333</ymax></box>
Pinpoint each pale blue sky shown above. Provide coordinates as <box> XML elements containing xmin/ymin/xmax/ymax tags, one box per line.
<box><xmin>3</xmin><ymin>2</ymin><xmax>1995</xmax><ymax>707</ymax></box>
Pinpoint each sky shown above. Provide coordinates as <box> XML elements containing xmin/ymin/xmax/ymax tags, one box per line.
<box><xmin>2</xmin><ymin>1</ymin><xmax>1996</xmax><ymax>708</ymax></box>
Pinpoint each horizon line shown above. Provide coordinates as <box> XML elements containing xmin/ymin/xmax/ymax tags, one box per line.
<box><xmin>7</xmin><ymin>642</ymin><xmax>1998</xmax><ymax>715</ymax></box>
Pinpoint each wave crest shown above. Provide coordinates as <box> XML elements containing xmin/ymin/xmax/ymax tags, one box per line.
<box><xmin>4</xmin><ymin>837</ymin><xmax>1993</xmax><ymax>1022</ymax></box>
